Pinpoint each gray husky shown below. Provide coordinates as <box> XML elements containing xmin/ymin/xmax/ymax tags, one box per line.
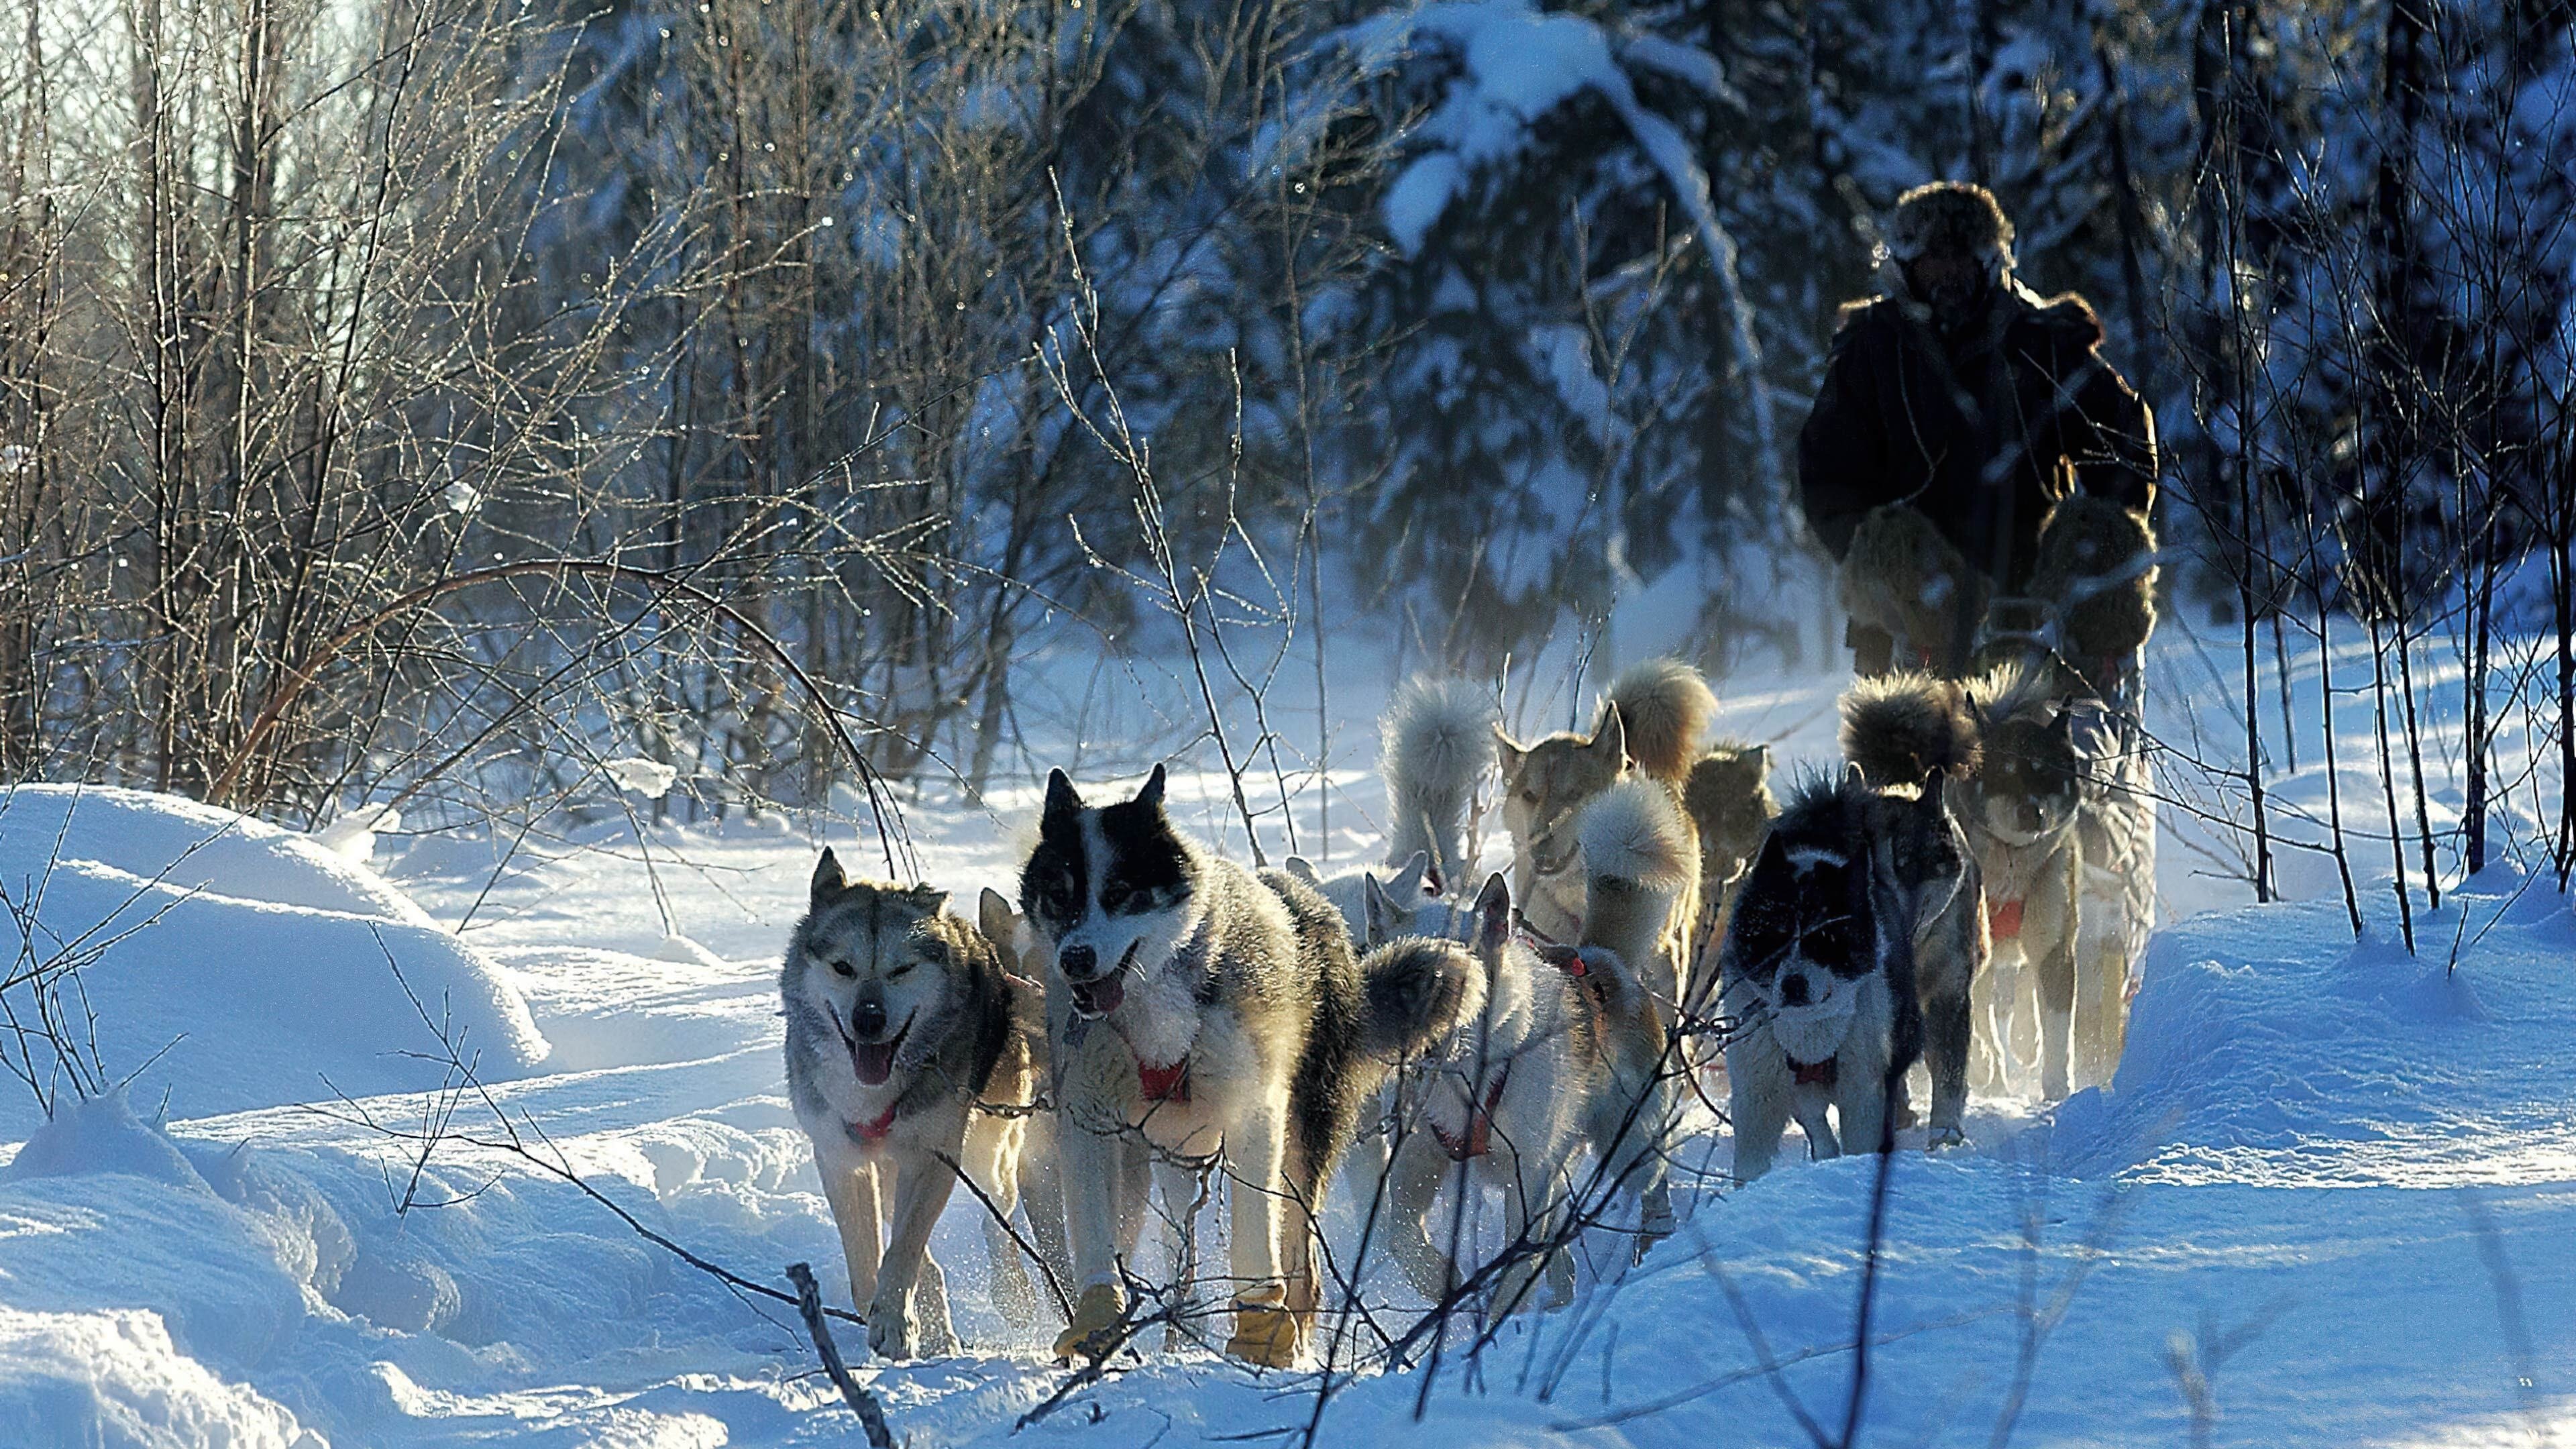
<box><xmin>1022</xmin><ymin>765</ymin><xmax>1472</xmax><ymax>1368</ymax></box>
<box><xmin>782</xmin><ymin>857</ymin><xmax>1045</xmax><ymax>1358</ymax></box>
<box><xmin>1954</xmin><ymin>661</ymin><xmax>2087</xmax><ymax>1101</ymax></box>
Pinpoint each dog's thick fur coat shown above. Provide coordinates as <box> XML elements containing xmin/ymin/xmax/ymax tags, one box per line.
<box><xmin>1385</xmin><ymin>876</ymin><xmax>1610</xmax><ymax>1312</ymax></box>
<box><xmin>1683</xmin><ymin>744</ymin><xmax>1776</xmax><ymax>897</ymax></box>
<box><xmin>1285</xmin><ymin>849</ymin><xmax>1433</xmax><ymax>945</ymax></box>
<box><xmin>783</xmin><ymin>859</ymin><xmax>1042</xmax><ymax>1358</ymax></box>
<box><xmin>1497</xmin><ymin>659</ymin><xmax>1715</xmax><ymax>993</ymax></box>
<box><xmin>1577</xmin><ymin>774</ymin><xmax>1701</xmax><ymax>1006</ymax></box>
<box><xmin>1842</xmin><ymin>673</ymin><xmax>1993</xmax><ymax>1143</ymax></box>
<box><xmin>1719</xmin><ymin>773</ymin><xmax>1911</xmax><ymax>1181</ymax></box>
<box><xmin>1024</xmin><ymin>766</ymin><xmax>1470</xmax><ymax>1367</ymax></box>
<box><xmin>1601</xmin><ymin>659</ymin><xmax>1721</xmax><ymax>784</ymax></box>
<box><xmin>1572</xmin><ymin>796</ymin><xmax>1686</xmax><ymax>1249</ymax></box>
<box><xmin>1955</xmin><ymin>661</ymin><xmax>2087</xmax><ymax>1101</ymax></box>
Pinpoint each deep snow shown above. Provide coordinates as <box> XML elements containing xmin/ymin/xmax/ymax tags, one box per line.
<box><xmin>0</xmin><ymin>623</ymin><xmax>2571</xmax><ymax>1448</ymax></box>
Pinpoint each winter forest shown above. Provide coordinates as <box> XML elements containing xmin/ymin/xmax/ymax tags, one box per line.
<box><xmin>0</xmin><ymin>0</ymin><xmax>2572</xmax><ymax>1441</ymax></box>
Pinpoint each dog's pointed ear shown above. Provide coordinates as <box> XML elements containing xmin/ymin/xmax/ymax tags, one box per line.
<box><xmin>1386</xmin><ymin>850</ymin><xmax>1428</xmax><ymax>900</ymax></box>
<box><xmin>906</xmin><ymin>883</ymin><xmax>950</xmax><ymax>916</ymax></box>
<box><xmin>1750</xmin><ymin>828</ymin><xmax>1787</xmax><ymax>878</ymax></box>
<box><xmin>1134</xmin><ymin>763</ymin><xmax>1167</xmax><ymax>811</ymax></box>
<box><xmin>977</xmin><ymin>887</ymin><xmax>1016</xmax><ymax>951</ymax></box>
<box><xmin>1362</xmin><ymin>872</ymin><xmax>1398</xmax><ymax>945</ymax></box>
<box><xmin>810</xmin><ymin>848</ymin><xmax>847</xmax><ymax>907</ymax></box>
<box><xmin>1285</xmin><ymin>855</ymin><xmax>1320</xmax><ymax>887</ymax></box>
<box><xmin>1844</xmin><ymin>761</ymin><xmax>1870</xmax><ymax>792</ymax></box>
<box><xmin>1591</xmin><ymin>703</ymin><xmax>1629</xmax><ymax>768</ymax></box>
<box><xmin>1748</xmin><ymin>743</ymin><xmax>1770</xmax><ymax>776</ymax></box>
<box><xmin>1471</xmin><ymin>873</ymin><xmax>1512</xmax><ymax>955</ymax></box>
<box><xmin>1493</xmin><ymin>724</ymin><xmax>1525</xmax><ymax>773</ymax></box>
<box><xmin>1043</xmin><ymin>768</ymin><xmax>1083</xmax><ymax>823</ymax></box>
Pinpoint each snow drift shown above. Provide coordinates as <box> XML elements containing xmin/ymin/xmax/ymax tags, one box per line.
<box><xmin>0</xmin><ymin>787</ymin><xmax>547</xmax><ymax>1140</ymax></box>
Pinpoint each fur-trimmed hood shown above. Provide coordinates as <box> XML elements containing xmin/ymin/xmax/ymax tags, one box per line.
<box><xmin>1841</xmin><ymin>276</ymin><xmax>2105</xmax><ymax>352</ymax></box>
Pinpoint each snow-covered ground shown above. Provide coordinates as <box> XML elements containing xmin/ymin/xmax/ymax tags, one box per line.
<box><xmin>1</xmin><ymin>619</ymin><xmax>2571</xmax><ymax>1447</ymax></box>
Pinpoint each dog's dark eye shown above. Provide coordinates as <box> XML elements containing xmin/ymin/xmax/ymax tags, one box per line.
<box><xmin>829</xmin><ymin>959</ymin><xmax>855</xmax><ymax>978</ymax></box>
<box><xmin>888</xmin><ymin>961</ymin><xmax>914</xmax><ymax>979</ymax></box>
<box><xmin>1100</xmin><ymin>881</ymin><xmax>1130</xmax><ymax>912</ymax></box>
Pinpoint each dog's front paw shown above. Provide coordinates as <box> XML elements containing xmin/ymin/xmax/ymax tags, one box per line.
<box><xmin>1224</xmin><ymin>1282</ymin><xmax>1301</xmax><ymax>1369</ymax></box>
<box><xmin>1927</xmin><ymin>1124</ymin><xmax>1970</xmax><ymax>1152</ymax></box>
<box><xmin>1053</xmin><ymin>1283</ymin><xmax>1127</xmax><ymax>1362</ymax></box>
<box><xmin>865</xmin><ymin>1289</ymin><xmax>917</xmax><ymax>1360</ymax></box>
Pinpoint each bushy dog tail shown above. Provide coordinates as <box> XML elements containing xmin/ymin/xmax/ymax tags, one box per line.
<box><xmin>1578</xmin><ymin>776</ymin><xmax>1697</xmax><ymax>898</ymax></box>
<box><xmin>1357</xmin><ymin>937</ymin><xmax>1483</xmax><ymax>1061</ymax></box>
<box><xmin>1576</xmin><ymin>777</ymin><xmax>1696</xmax><ymax>1003</ymax></box>
<box><xmin>1382</xmin><ymin>676</ymin><xmax>1497</xmax><ymax>883</ymax></box>
<box><xmin>1839</xmin><ymin>670</ymin><xmax>1982</xmax><ymax>788</ymax></box>
<box><xmin>1605</xmin><ymin>659</ymin><xmax>1719</xmax><ymax>784</ymax></box>
<box><xmin>1964</xmin><ymin>656</ymin><xmax>2061</xmax><ymax>726</ymax></box>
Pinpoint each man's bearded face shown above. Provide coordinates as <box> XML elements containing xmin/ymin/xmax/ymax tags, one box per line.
<box><xmin>1904</xmin><ymin>252</ymin><xmax>1990</xmax><ymax>329</ymax></box>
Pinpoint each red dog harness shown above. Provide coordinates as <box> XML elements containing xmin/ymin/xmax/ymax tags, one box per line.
<box><xmin>1790</xmin><ymin>1057</ymin><xmax>1838</xmax><ymax>1087</ymax></box>
<box><xmin>1138</xmin><ymin>1058</ymin><xmax>1191</xmax><ymax>1105</ymax></box>
<box><xmin>1987</xmin><ymin>898</ymin><xmax>2025</xmax><ymax>941</ymax></box>
<box><xmin>1428</xmin><ymin>1063</ymin><xmax>1512</xmax><ymax>1162</ymax></box>
<box><xmin>846</xmin><ymin>1103</ymin><xmax>898</xmax><ymax>1148</ymax></box>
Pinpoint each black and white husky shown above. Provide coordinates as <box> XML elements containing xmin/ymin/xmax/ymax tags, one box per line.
<box><xmin>1723</xmin><ymin>678</ymin><xmax>1986</xmax><ymax>1178</ymax></box>
<box><xmin>1020</xmin><ymin>765</ymin><xmax>1472</xmax><ymax>1368</ymax></box>
<box><xmin>1719</xmin><ymin>773</ymin><xmax>1914</xmax><ymax>1181</ymax></box>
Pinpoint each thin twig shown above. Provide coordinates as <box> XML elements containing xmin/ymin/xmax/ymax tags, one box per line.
<box><xmin>787</xmin><ymin>1262</ymin><xmax>898</xmax><ymax>1449</ymax></box>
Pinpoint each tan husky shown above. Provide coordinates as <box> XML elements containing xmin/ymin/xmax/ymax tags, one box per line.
<box><xmin>1496</xmin><ymin>659</ymin><xmax>1716</xmax><ymax>1006</ymax></box>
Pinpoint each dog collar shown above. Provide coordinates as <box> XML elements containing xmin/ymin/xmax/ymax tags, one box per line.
<box><xmin>1138</xmin><ymin>1057</ymin><xmax>1191</xmax><ymax>1105</ymax></box>
<box><xmin>1428</xmin><ymin>1061</ymin><xmax>1511</xmax><ymax>1162</ymax></box>
<box><xmin>846</xmin><ymin>1103</ymin><xmax>899</xmax><ymax>1147</ymax></box>
<box><xmin>1789</xmin><ymin>1057</ymin><xmax>1837</xmax><ymax>1087</ymax></box>
<box><xmin>1987</xmin><ymin>897</ymin><xmax>2025</xmax><ymax>941</ymax></box>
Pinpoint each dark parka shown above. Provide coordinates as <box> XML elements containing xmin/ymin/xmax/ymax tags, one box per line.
<box><xmin>1798</xmin><ymin>278</ymin><xmax>2158</xmax><ymax>595</ymax></box>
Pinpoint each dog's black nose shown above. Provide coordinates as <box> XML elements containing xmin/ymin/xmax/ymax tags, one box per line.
<box><xmin>851</xmin><ymin>999</ymin><xmax>887</xmax><ymax>1038</ymax></box>
<box><xmin>1779</xmin><ymin>973</ymin><xmax>1812</xmax><ymax>1008</ymax></box>
<box><xmin>1060</xmin><ymin>943</ymin><xmax>1097</xmax><ymax>980</ymax></box>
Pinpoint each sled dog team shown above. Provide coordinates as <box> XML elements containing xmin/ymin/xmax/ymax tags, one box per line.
<box><xmin>782</xmin><ymin>574</ymin><xmax>2156</xmax><ymax>1369</ymax></box>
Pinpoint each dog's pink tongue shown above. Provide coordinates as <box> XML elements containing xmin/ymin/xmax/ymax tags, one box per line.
<box><xmin>851</xmin><ymin>1040</ymin><xmax>897</xmax><ymax>1085</ymax></box>
<box><xmin>1072</xmin><ymin>973</ymin><xmax>1126</xmax><ymax>1017</ymax></box>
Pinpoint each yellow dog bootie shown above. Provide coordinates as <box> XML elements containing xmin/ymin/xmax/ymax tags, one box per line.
<box><xmin>1053</xmin><ymin>1283</ymin><xmax>1127</xmax><ymax>1362</ymax></box>
<box><xmin>1224</xmin><ymin>1281</ymin><xmax>1301</xmax><ymax>1369</ymax></box>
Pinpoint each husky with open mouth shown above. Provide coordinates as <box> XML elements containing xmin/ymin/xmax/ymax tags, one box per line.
<box><xmin>781</xmin><ymin>855</ymin><xmax>1045</xmax><ymax>1359</ymax></box>
<box><xmin>1023</xmin><ymin>765</ymin><xmax>1472</xmax><ymax>1369</ymax></box>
